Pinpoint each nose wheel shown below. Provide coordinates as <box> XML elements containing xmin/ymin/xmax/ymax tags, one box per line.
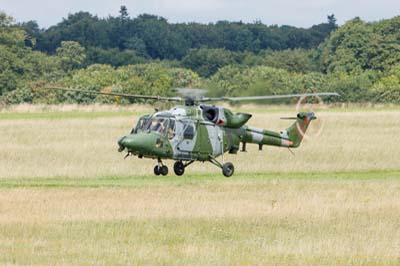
<box><xmin>154</xmin><ymin>165</ymin><xmax>168</xmax><ymax>176</ymax></box>
<box><xmin>154</xmin><ymin>158</ymin><xmax>168</xmax><ymax>176</ymax></box>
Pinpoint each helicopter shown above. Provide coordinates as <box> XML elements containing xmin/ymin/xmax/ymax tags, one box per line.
<box><xmin>46</xmin><ymin>86</ymin><xmax>339</xmax><ymax>177</ymax></box>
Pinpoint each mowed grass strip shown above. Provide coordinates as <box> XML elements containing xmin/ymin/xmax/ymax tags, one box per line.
<box><xmin>0</xmin><ymin>172</ymin><xmax>399</xmax><ymax>265</ymax></box>
<box><xmin>0</xmin><ymin>171</ymin><xmax>399</xmax><ymax>188</ymax></box>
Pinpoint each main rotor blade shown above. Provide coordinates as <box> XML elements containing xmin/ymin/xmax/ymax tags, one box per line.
<box><xmin>280</xmin><ymin>117</ymin><xmax>298</xmax><ymax>120</ymax></box>
<box><xmin>44</xmin><ymin>86</ymin><xmax>182</xmax><ymax>102</ymax></box>
<box><xmin>202</xmin><ymin>92</ymin><xmax>340</xmax><ymax>102</ymax></box>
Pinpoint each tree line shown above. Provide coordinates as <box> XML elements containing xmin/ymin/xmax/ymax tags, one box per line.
<box><xmin>0</xmin><ymin>8</ymin><xmax>399</xmax><ymax>104</ymax></box>
<box><xmin>21</xmin><ymin>6</ymin><xmax>337</xmax><ymax>62</ymax></box>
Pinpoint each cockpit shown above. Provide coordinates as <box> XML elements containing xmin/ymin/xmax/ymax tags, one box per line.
<box><xmin>133</xmin><ymin>116</ymin><xmax>176</xmax><ymax>139</ymax></box>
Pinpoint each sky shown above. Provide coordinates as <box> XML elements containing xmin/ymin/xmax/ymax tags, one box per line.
<box><xmin>1</xmin><ymin>0</ymin><xmax>399</xmax><ymax>28</ymax></box>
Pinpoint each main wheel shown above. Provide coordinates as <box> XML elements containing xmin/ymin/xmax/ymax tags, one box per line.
<box><xmin>173</xmin><ymin>161</ymin><xmax>185</xmax><ymax>176</ymax></box>
<box><xmin>160</xmin><ymin>165</ymin><xmax>169</xmax><ymax>176</ymax></box>
<box><xmin>222</xmin><ymin>162</ymin><xmax>234</xmax><ymax>177</ymax></box>
<box><xmin>154</xmin><ymin>165</ymin><xmax>161</xmax><ymax>176</ymax></box>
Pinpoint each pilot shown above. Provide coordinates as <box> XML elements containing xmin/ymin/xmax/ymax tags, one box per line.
<box><xmin>167</xmin><ymin>127</ymin><xmax>174</xmax><ymax>139</ymax></box>
<box><xmin>156</xmin><ymin>119</ymin><xmax>166</xmax><ymax>134</ymax></box>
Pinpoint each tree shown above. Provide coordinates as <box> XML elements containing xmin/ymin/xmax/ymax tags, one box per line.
<box><xmin>314</xmin><ymin>18</ymin><xmax>374</xmax><ymax>73</ymax></box>
<box><xmin>36</xmin><ymin>12</ymin><xmax>103</xmax><ymax>52</ymax></box>
<box><xmin>373</xmin><ymin>64</ymin><xmax>400</xmax><ymax>102</ymax></box>
<box><xmin>123</xmin><ymin>37</ymin><xmax>148</xmax><ymax>57</ymax></box>
<box><xmin>85</xmin><ymin>47</ymin><xmax>146</xmax><ymax>66</ymax></box>
<box><xmin>327</xmin><ymin>14</ymin><xmax>337</xmax><ymax>27</ymax></box>
<box><xmin>314</xmin><ymin>17</ymin><xmax>400</xmax><ymax>74</ymax></box>
<box><xmin>56</xmin><ymin>41</ymin><xmax>86</xmax><ymax>71</ymax></box>
<box><xmin>19</xmin><ymin>20</ymin><xmax>40</xmax><ymax>47</ymax></box>
<box><xmin>259</xmin><ymin>49</ymin><xmax>314</xmax><ymax>73</ymax></box>
<box><xmin>182</xmin><ymin>48</ymin><xmax>238</xmax><ymax>77</ymax></box>
<box><xmin>119</xmin><ymin>6</ymin><xmax>129</xmax><ymax>20</ymax></box>
<box><xmin>0</xmin><ymin>12</ymin><xmax>26</xmax><ymax>47</ymax></box>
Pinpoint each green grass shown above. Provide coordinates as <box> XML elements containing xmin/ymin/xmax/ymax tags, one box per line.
<box><xmin>1</xmin><ymin>170</ymin><xmax>399</xmax><ymax>189</ymax></box>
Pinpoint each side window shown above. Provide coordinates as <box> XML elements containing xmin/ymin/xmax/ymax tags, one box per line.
<box><xmin>183</xmin><ymin>124</ymin><xmax>195</xmax><ymax>140</ymax></box>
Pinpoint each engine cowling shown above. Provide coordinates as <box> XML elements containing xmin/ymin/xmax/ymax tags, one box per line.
<box><xmin>200</xmin><ymin>105</ymin><xmax>252</xmax><ymax>128</ymax></box>
<box><xmin>223</xmin><ymin>111</ymin><xmax>252</xmax><ymax>128</ymax></box>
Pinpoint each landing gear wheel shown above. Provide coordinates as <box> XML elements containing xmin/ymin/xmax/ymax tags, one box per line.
<box><xmin>222</xmin><ymin>162</ymin><xmax>234</xmax><ymax>177</ymax></box>
<box><xmin>173</xmin><ymin>161</ymin><xmax>185</xmax><ymax>176</ymax></box>
<box><xmin>154</xmin><ymin>166</ymin><xmax>161</xmax><ymax>176</ymax></box>
<box><xmin>160</xmin><ymin>165</ymin><xmax>168</xmax><ymax>176</ymax></box>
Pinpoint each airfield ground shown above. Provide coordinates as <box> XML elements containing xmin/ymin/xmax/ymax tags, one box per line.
<box><xmin>0</xmin><ymin>105</ymin><xmax>399</xmax><ymax>265</ymax></box>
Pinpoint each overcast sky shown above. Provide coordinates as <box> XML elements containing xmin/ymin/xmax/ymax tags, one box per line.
<box><xmin>1</xmin><ymin>0</ymin><xmax>399</xmax><ymax>28</ymax></box>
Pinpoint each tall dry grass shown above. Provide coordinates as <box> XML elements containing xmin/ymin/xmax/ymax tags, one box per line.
<box><xmin>0</xmin><ymin>177</ymin><xmax>399</xmax><ymax>265</ymax></box>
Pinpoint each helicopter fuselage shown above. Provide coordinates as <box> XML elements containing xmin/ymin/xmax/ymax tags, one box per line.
<box><xmin>118</xmin><ymin>105</ymin><xmax>241</xmax><ymax>161</ymax></box>
<box><xmin>117</xmin><ymin>104</ymin><xmax>316</xmax><ymax>177</ymax></box>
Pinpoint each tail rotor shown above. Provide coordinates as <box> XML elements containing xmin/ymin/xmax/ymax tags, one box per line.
<box><xmin>295</xmin><ymin>94</ymin><xmax>326</xmax><ymax>140</ymax></box>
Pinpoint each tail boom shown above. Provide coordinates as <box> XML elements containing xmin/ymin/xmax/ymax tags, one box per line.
<box><xmin>242</xmin><ymin>112</ymin><xmax>316</xmax><ymax>148</ymax></box>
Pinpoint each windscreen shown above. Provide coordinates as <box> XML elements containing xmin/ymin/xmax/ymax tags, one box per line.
<box><xmin>145</xmin><ymin>118</ymin><xmax>169</xmax><ymax>136</ymax></box>
<box><xmin>132</xmin><ymin>117</ymin><xmax>149</xmax><ymax>133</ymax></box>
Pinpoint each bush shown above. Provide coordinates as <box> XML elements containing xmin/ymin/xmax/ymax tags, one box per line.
<box><xmin>2</xmin><ymin>87</ymin><xmax>33</xmax><ymax>104</ymax></box>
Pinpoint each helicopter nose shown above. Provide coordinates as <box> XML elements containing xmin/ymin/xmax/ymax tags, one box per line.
<box><xmin>118</xmin><ymin>135</ymin><xmax>137</xmax><ymax>152</ymax></box>
<box><xmin>118</xmin><ymin>134</ymin><xmax>152</xmax><ymax>154</ymax></box>
<box><xmin>118</xmin><ymin>136</ymin><xmax>127</xmax><ymax>152</ymax></box>
<box><xmin>117</xmin><ymin>133</ymin><xmax>172</xmax><ymax>158</ymax></box>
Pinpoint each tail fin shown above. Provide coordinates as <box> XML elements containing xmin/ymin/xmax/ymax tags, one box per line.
<box><xmin>285</xmin><ymin>112</ymin><xmax>316</xmax><ymax>147</ymax></box>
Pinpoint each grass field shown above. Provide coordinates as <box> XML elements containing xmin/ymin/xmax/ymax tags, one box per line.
<box><xmin>0</xmin><ymin>105</ymin><xmax>399</xmax><ymax>265</ymax></box>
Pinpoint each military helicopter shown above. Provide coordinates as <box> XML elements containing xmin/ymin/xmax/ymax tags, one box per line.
<box><xmin>47</xmin><ymin>86</ymin><xmax>339</xmax><ymax>177</ymax></box>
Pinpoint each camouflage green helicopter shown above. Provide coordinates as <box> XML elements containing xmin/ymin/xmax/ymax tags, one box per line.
<box><xmin>48</xmin><ymin>87</ymin><xmax>339</xmax><ymax>177</ymax></box>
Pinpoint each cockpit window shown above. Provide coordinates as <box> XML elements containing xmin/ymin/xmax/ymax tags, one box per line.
<box><xmin>133</xmin><ymin>117</ymin><xmax>176</xmax><ymax>137</ymax></box>
<box><xmin>144</xmin><ymin>118</ymin><xmax>170</xmax><ymax>136</ymax></box>
<box><xmin>132</xmin><ymin>117</ymin><xmax>148</xmax><ymax>133</ymax></box>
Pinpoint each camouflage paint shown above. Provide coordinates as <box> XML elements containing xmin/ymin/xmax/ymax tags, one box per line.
<box><xmin>119</xmin><ymin>105</ymin><xmax>316</xmax><ymax>162</ymax></box>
